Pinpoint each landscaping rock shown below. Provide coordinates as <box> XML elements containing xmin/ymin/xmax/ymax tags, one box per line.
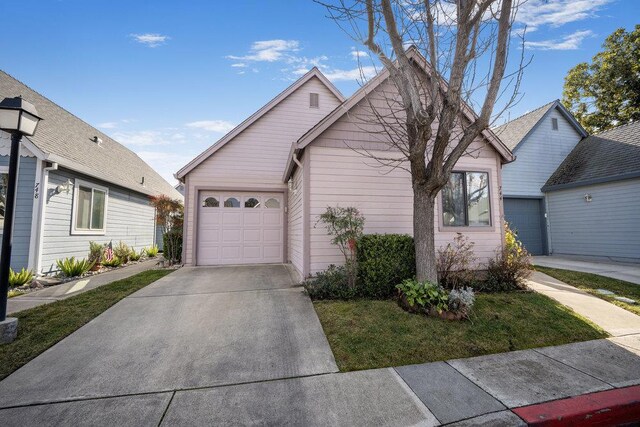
<box><xmin>596</xmin><ymin>289</ymin><xmax>615</xmax><ymax>296</ymax></box>
<box><xmin>0</xmin><ymin>317</ymin><xmax>18</xmax><ymax>344</ymax></box>
<box><xmin>614</xmin><ymin>296</ymin><xmax>637</xmax><ymax>304</ymax></box>
<box><xmin>33</xmin><ymin>276</ymin><xmax>62</xmax><ymax>287</ymax></box>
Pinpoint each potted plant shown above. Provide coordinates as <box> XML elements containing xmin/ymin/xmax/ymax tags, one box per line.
<box><xmin>88</xmin><ymin>241</ymin><xmax>105</xmax><ymax>271</ymax></box>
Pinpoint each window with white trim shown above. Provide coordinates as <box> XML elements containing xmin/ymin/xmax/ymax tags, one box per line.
<box><xmin>72</xmin><ymin>179</ymin><xmax>108</xmax><ymax>234</ymax></box>
<box><xmin>442</xmin><ymin>171</ymin><xmax>491</xmax><ymax>227</ymax></box>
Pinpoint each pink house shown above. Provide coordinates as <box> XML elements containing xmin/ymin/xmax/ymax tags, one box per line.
<box><xmin>176</xmin><ymin>60</ymin><xmax>514</xmax><ymax>279</ymax></box>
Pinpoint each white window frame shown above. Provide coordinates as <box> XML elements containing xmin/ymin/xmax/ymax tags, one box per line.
<box><xmin>71</xmin><ymin>178</ymin><xmax>109</xmax><ymax>235</ymax></box>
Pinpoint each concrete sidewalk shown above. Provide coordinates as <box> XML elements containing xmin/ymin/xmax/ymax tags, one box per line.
<box><xmin>7</xmin><ymin>258</ymin><xmax>161</xmax><ymax>314</ymax></box>
<box><xmin>533</xmin><ymin>255</ymin><xmax>640</xmax><ymax>285</ymax></box>
<box><xmin>526</xmin><ymin>271</ymin><xmax>640</xmax><ymax>336</ymax></box>
<box><xmin>2</xmin><ymin>334</ymin><xmax>637</xmax><ymax>425</ymax></box>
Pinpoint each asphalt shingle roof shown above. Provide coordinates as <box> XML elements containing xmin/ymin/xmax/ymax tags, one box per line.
<box><xmin>0</xmin><ymin>70</ymin><xmax>181</xmax><ymax>199</ymax></box>
<box><xmin>544</xmin><ymin>121</ymin><xmax>640</xmax><ymax>190</ymax></box>
<box><xmin>493</xmin><ymin>101</ymin><xmax>556</xmax><ymax>150</ymax></box>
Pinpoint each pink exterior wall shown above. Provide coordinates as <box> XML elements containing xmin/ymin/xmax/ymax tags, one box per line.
<box><xmin>287</xmin><ymin>152</ymin><xmax>305</xmax><ymax>277</ymax></box>
<box><xmin>183</xmin><ymin>77</ymin><xmax>341</xmax><ymax>265</ymax></box>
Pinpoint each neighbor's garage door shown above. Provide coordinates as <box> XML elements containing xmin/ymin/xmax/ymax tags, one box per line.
<box><xmin>503</xmin><ymin>197</ymin><xmax>546</xmax><ymax>255</ymax></box>
<box><xmin>197</xmin><ymin>191</ymin><xmax>284</xmax><ymax>265</ymax></box>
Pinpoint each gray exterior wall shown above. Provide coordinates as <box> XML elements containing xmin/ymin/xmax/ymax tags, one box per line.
<box><xmin>40</xmin><ymin>167</ymin><xmax>156</xmax><ymax>274</ymax></box>
<box><xmin>0</xmin><ymin>155</ymin><xmax>36</xmax><ymax>270</ymax></box>
<box><xmin>546</xmin><ymin>178</ymin><xmax>640</xmax><ymax>263</ymax></box>
<box><xmin>502</xmin><ymin>108</ymin><xmax>582</xmax><ymax>197</ymax></box>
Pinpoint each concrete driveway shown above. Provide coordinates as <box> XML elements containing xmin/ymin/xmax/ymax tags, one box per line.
<box><xmin>533</xmin><ymin>256</ymin><xmax>640</xmax><ymax>285</ymax></box>
<box><xmin>0</xmin><ymin>265</ymin><xmax>338</xmax><ymax>421</ymax></box>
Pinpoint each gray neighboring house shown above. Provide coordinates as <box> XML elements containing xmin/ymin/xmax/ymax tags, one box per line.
<box><xmin>494</xmin><ymin>100</ymin><xmax>587</xmax><ymax>255</ymax></box>
<box><xmin>0</xmin><ymin>70</ymin><xmax>182</xmax><ymax>275</ymax></box>
<box><xmin>542</xmin><ymin>121</ymin><xmax>640</xmax><ymax>263</ymax></box>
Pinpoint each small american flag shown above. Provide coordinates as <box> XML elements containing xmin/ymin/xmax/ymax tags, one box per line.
<box><xmin>104</xmin><ymin>246</ymin><xmax>114</xmax><ymax>261</ymax></box>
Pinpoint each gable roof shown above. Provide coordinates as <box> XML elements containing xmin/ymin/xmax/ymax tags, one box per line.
<box><xmin>0</xmin><ymin>70</ymin><xmax>181</xmax><ymax>199</ymax></box>
<box><xmin>493</xmin><ymin>100</ymin><xmax>587</xmax><ymax>152</ymax></box>
<box><xmin>542</xmin><ymin>120</ymin><xmax>640</xmax><ymax>192</ymax></box>
<box><xmin>283</xmin><ymin>48</ymin><xmax>514</xmax><ymax>181</ymax></box>
<box><xmin>175</xmin><ymin>68</ymin><xmax>345</xmax><ymax>180</ymax></box>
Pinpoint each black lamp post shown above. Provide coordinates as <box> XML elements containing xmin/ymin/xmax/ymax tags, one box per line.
<box><xmin>0</xmin><ymin>96</ymin><xmax>42</xmax><ymax>332</ymax></box>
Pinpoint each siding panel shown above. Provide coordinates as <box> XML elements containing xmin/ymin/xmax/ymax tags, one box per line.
<box><xmin>287</xmin><ymin>154</ymin><xmax>304</xmax><ymax>277</ymax></box>
<box><xmin>546</xmin><ymin>179</ymin><xmax>640</xmax><ymax>262</ymax></box>
<box><xmin>502</xmin><ymin>108</ymin><xmax>582</xmax><ymax>197</ymax></box>
<box><xmin>184</xmin><ymin>77</ymin><xmax>342</xmax><ymax>265</ymax></box>
<box><xmin>40</xmin><ymin>168</ymin><xmax>155</xmax><ymax>274</ymax></box>
<box><xmin>0</xmin><ymin>155</ymin><xmax>36</xmax><ymax>270</ymax></box>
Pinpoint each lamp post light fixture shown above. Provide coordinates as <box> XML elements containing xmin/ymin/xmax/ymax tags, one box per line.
<box><xmin>0</xmin><ymin>96</ymin><xmax>42</xmax><ymax>343</ymax></box>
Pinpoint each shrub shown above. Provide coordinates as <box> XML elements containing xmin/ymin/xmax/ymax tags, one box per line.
<box><xmin>56</xmin><ymin>257</ymin><xmax>94</xmax><ymax>277</ymax></box>
<box><xmin>448</xmin><ymin>287</ymin><xmax>475</xmax><ymax>317</ymax></box>
<box><xmin>303</xmin><ymin>265</ymin><xmax>358</xmax><ymax>300</ymax></box>
<box><xmin>396</xmin><ymin>279</ymin><xmax>448</xmax><ymax>313</ymax></box>
<box><xmin>437</xmin><ymin>233</ymin><xmax>477</xmax><ymax>289</ymax></box>
<box><xmin>145</xmin><ymin>245</ymin><xmax>159</xmax><ymax>258</ymax></box>
<box><xmin>102</xmin><ymin>257</ymin><xmax>122</xmax><ymax>268</ymax></box>
<box><xmin>88</xmin><ymin>241</ymin><xmax>105</xmax><ymax>265</ymax></box>
<box><xmin>113</xmin><ymin>241</ymin><xmax>131</xmax><ymax>264</ymax></box>
<box><xmin>163</xmin><ymin>229</ymin><xmax>183</xmax><ymax>264</ymax></box>
<box><xmin>9</xmin><ymin>268</ymin><xmax>34</xmax><ymax>288</ymax></box>
<box><xmin>481</xmin><ymin>223</ymin><xmax>532</xmax><ymax>291</ymax></box>
<box><xmin>128</xmin><ymin>249</ymin><xmax>142</xmax><ymax>262</ymax></box>
<box><xmin>357</xmin><ymin>234</ymin><xmax>415</xmax><ymax>298</ymax></box>
<box><xmin>316</xmin><ymin>206</ymin><xmax>365</xmax><ymax>288</ymax></box>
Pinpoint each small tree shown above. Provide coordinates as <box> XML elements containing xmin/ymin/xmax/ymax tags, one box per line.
<box><xmin>150</xmin><ymin>195</ymin><xmax>184</xmax><ymax>265</ymax></box>
<box><xmin>317</xmin><ymin>206</ymin><xmax>365</xmax><ymax>287</ymax></box>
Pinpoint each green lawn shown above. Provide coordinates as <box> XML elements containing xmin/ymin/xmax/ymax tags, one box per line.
<box><xmin>0</xmin><ymin>269</ymin><xmax>172</xmax><ymax>381</ymax></box>
<box><xmin>536</xmin><ymin>266</ymin><xmax>640</xmax><ymax>316</ymax></box>
<box><xmin>314</xmin><ymin>292</ymin><xmax>607</xmax><ymax>371</ymax></box>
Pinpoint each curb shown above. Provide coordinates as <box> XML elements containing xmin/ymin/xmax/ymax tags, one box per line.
<box><xmin>513</xmin><ymin>385</ymin><xmax>640</xmax><ymax>426</ymax></box>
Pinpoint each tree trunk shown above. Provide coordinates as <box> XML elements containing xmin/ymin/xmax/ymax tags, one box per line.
<box><xmin>413</xmin><ymin>184</ymin><xmax>438</xmax><ymax>283</ymax></box>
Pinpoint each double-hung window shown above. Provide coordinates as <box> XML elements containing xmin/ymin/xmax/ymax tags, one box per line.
<box><xmin>72</xmin><ymin>179</ymin><xmax>108</xmax><ymax>234</ymax></box>
<box><xmin>442</xmin><ymin>171</ymin><xmax>491</xmax><ymax>227</ymax></box>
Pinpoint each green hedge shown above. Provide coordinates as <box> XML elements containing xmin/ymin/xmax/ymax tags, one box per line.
<box><xmin>357</xmin><ymin>234</ymin><xmax>416</xmax><ymax>298</ymax></box>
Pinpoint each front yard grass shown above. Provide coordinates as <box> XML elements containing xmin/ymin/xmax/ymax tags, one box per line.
<box><xmin>314</xmin><ymin>292</ymin><xmax>607</xmax><ymax>371</ymax></box>
<box><xmin>0</xmin><ymin>268</ymin><xmax>172</xmax><ymax>381</ymax></box>
<box><xmin>536</xmin><ymin>266</ymin><xmax>640</xmax><ymax>316</ymax></box>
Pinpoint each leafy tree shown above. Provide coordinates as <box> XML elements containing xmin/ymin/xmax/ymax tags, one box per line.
<box><xmin>150</xmin><ymin>195</ymin><xmax>184</xmax><ymax>264</ymax></box>
<box><xmin>563</xmin><ymin>25</ymin><xmax>640</xmax><ymax>133</ymax></box>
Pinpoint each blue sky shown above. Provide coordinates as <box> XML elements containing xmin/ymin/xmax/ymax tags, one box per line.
<box><xmin>1</xmin><ymin>0</ymin><xmax>638</xmax><ymax>185</ymax></box>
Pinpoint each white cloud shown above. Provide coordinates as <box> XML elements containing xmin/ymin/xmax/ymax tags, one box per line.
<box><xmin>186</xmin><ymin>120</ymin><xmax>235</xmax><ymax>133</ymax></box>
<box><xmin>137</xmin><ymin>150</ymin><xmax>195</xmax><ymax>186</ymax></box>
<box><xmin>323</xmin><ymin>66</ymin><xmax>378</xmax><ymax>82</ymax></box>
<box><xmin>516</xmin><ymin>0</ymin><xmax>611</xmax><ymax>31</ymax></box>
<box><xmin>111</xmin><ymin>130</ymin><xmax>185</xmax><ymax>146</ymax></box>
<box><xmin>525</xmin><ymin>30</ymin><xmax>594</xmax><ymax>51</ymax></box>
<box><xmin>227</xmin><ymin>39</ymin><xmax>300</xmax><ymax>62</ymax></box>
<box><xmin>231</xmin><ymin>63</ymin><xmax>247</xmax><ymax>68</ymax></box>
<box><xmin>131</xmin><ymin>33</ymin><xmax>170</xmax><ymax>47</ymax></box>
<box><xmin>98</xmin><ymin>122</ymin><xmax>118</xmax><ymax>129</ymax></box>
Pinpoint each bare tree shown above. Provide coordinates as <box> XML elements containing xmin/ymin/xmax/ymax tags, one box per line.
<box><xmin>317</xmin><ymin>0</ymin><xmax>526</xmax><ymax>283</ymax></box>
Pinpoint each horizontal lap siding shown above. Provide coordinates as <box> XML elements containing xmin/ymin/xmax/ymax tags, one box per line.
<box><xmin>547</xmin><ymin>179</ymin><xmax>640</xmax><ymax>262</ymax></box>
<box><xmin>40</xmin><ymin>168</ymin><xmax>155</xmax><ymax>274</ymax></box>
<box><xmin>0</xmin><ymin>155</ymin><xmax>36</xmax><ymax>270</ymax></box>
<box><xmin>502</xmin><ymin>108</ymin><xmax>582</xmax><ymax>197</ymax></box>
<box><xmin>287</xmin><ymin>157</ymin><xmax>304</xmax><ymax>277</ymax></box>
<box><xmin>308</xmin><ymin>146</ymin><xmax>503</xmax><ymax>274</ymax></box>
<box><xmin>184</xmin><ymin>77</ymin><xmax>341</xmax><ymax>265</ymax></box>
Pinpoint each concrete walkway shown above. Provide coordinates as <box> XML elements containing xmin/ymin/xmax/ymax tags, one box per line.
<box><xmin>526</xmin><ymin>271</ymin><xmax>640</xmax><ymax>336</ymax></box>
<box><xmin>7</xmin><ymin>258</ymin><xmax>161</xmax><ymax>314</ymax></box>
<box><xmin>533</xmin><ymin>255</ymin><xmax>640</xmax><ymax>285</ymax></box>
<box><xmin>1</xmin><ymin>265</ymin><xmax>639</xmax><ymax>425</ymax></box>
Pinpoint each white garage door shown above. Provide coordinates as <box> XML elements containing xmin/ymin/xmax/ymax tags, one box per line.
<box><xmin>197</xmin><ymin>191</ymin><xmax>284</xmax><ymax>265</ymax></box>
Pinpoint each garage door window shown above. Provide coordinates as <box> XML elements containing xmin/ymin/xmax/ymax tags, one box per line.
<box><xmin>202</xmin><ymin>197</ymin><xmax>219</xmax><ymax>207</ymax></box>
<box><xmin>224</xmin><ymin>197</ymin><xmax>240</xmax><ymax>208</ymax></box>
<box><xmin>244</xmin><ymin>197</ymin><xmax>260</xmax><ymax>208</ymax></box>
<box><xmin>265</xmin><ymin>198</ymin><xmax>280</xmax><ymax>208</ymax></box>
<box><xmin>442</xmin><ymin>171</ymin><xmax>490</xmax><ymax>227</ymax></box>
